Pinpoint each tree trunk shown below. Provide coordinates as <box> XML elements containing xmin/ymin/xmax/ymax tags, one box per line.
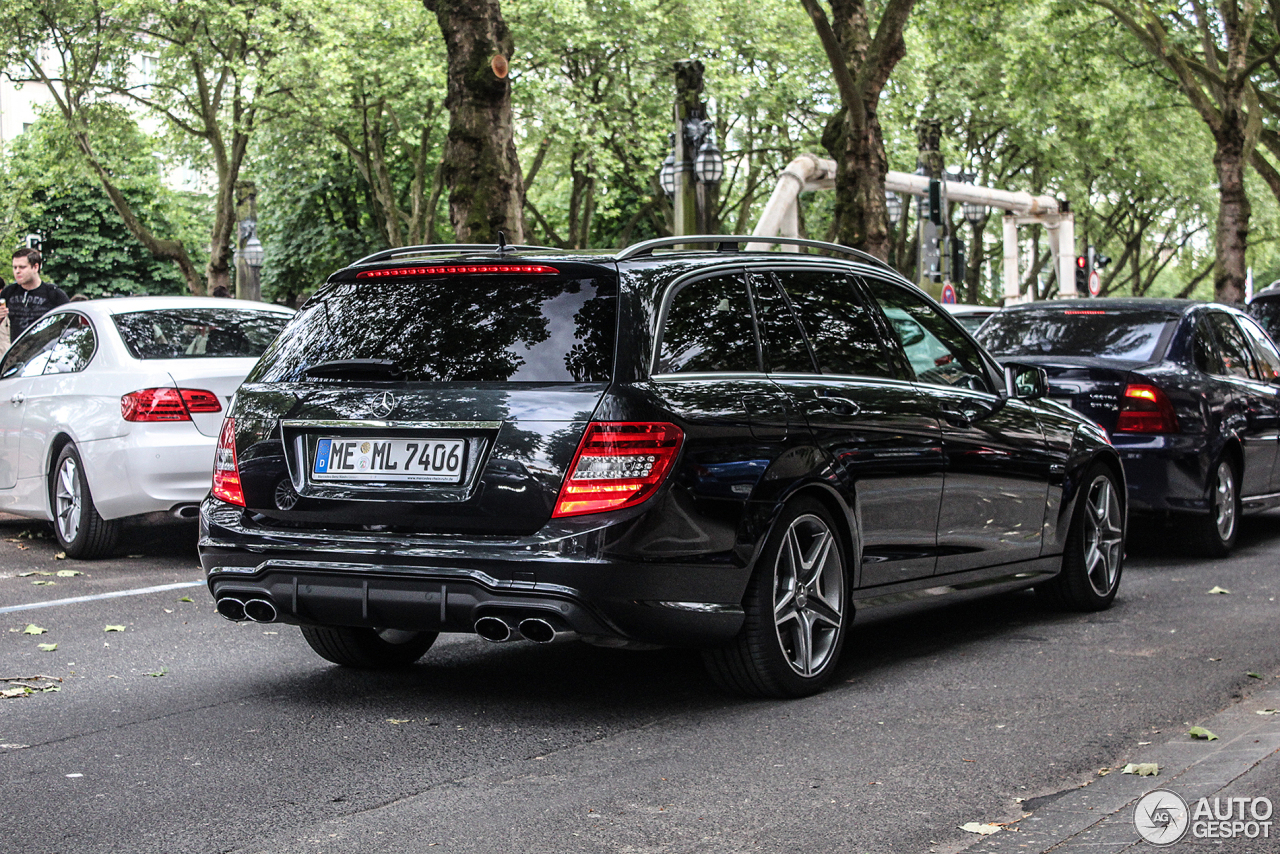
<box><xmin>423</xmin><ymin>0</ymin><xmax>524</xmax><ymax>244</ymax></box>
<box><xmin>1214</xmin><ymin>129</ymin><xmax>1251</xmax><ymax>304</ymax></box>
<box><xmin>801</xmin><ymin>0</ymin><xmax>916</xmax><ymax>261</ymax></box>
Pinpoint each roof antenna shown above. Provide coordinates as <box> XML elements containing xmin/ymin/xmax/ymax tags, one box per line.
<box><xmin>497</xmin><ymin>230</ymin><xmax>508</xmax><ymax>254</ymax></box>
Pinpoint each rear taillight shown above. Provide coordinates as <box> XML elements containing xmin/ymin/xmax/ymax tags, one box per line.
<box><xmin>1115</xmin><ymin>384</ymin><xmax>1179</xmax><ymax>433</ymax></box>
<box><xmin>552</xmin><ymin>422</ymin><xmax>684</xmax><ymax>518</ymax></box>
<box><xmin>121</xmin><ymin>388</ymin><xmax>222</xmax><ymax>422</ymax></box>
<box><xmin>211</xmin><ymin>417</ymin><xmax>245</xmax><ymax>506</ymax></box>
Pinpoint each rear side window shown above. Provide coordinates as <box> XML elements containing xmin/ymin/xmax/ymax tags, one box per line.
<box><xmin>1237</xmin><ymin>314</ymin><xmax>1280</xmax><ymax>380</ymax></box>
<box><xmin>253</xmin><ymin>274</ymin><xmax>616</xmax><ymax>383</ymax></box>
<box><xmin>1208</xmin><ymin>312</ymin><xmax>1259</xmax><ymax>380</ymax></box>
<box><xmin>769</xmin><ymin>270</ymin><xmax>895</xmax><ymax>378</ymax></box>
<box><xmin>45</xmin><ymin>314</ymin><xmax>95</xmax><ymax>374</ymax></box>
<box><xmin>978</xmin><ymin>308</ymin><xmax>1174</xmax><ymax>362</ymax></box>
<box><xmin>656</xmin><ymin>274</ymin><xmax>758</xmax><ymax>374</ymax></box>
<box><xmin>114</xmin><ymin>308</ymin><xmax>291</xmax><ymax>360</ymax></box>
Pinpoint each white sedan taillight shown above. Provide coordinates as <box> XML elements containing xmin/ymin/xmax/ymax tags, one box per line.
<box><xmin>121</xmin><ymin>387</ymin><xmax>221</xmax><ymax>422</ymax></box>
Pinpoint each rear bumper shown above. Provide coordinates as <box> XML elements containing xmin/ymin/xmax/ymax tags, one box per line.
<box><xmin>1111</xmin><ymin>433</ymin><xmax>1211</xmax><ymax>515</ymax></box>
<box><xmin>199</xmin><ymin>498</ymin><xmax>749</xmax><ymax>647</ymax></box>
<box><xmin>84</xmin><ymin>425</ymin><xmax>216</xmax><ymax>519</ymax></box>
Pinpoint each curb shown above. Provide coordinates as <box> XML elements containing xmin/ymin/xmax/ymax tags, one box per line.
<box><xmin>961</xmin><ymin>687</ymin><xmax>1280</xmax><ymax>852</ymax></box>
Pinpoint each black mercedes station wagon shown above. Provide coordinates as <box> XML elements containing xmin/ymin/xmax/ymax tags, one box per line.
<box><xmin>199</xmin><ymin>236</ymin><xmax>1124</xmax><ymax>697</ymax></box>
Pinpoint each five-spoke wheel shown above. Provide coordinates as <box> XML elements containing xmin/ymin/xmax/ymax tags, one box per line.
<box><xmin>1039</xmin><ymin>463</ymin><xmax>1124</xmax><ymax>610</ymax></box>
<box><xmin>703</xmin><ymin>497</ymin><xmax>850</xmax><ymax>697</ymax></box>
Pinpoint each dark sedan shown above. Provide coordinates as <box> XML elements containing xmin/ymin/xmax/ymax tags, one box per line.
<box><xmin>978</xmin><ymin>298</ymin><xmax>1280</xmax><ymax>555</ymax></box>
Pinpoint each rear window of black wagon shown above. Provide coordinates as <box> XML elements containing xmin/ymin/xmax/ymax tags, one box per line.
<box><xmin>249</xmin><ymin>272</ymin><xmax>618</xmax><ymax>384</ymax></box>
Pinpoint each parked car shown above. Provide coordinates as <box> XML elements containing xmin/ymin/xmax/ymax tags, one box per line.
<box><xmin>943</xmin><ymin>302</ymin><xmax>999</xmax><ymax>334</ymax></box>
<box><xmin>0</xmin><ymin>296</ymin><xmax>295</xmax><ymax>558</ymax></box>
<box><xmin>200</xmin><ymin>237</ymin><xmax>1123</xmax><ymax>698</ymax></box>
<box><xmin>977</xmin><ymin>298</ymin><xmax>1280</xmax><ymax>556</ymax></box>
<box><xmin>1248</xmin><ymin>279</ymin><xmax>1280</xmax><ymax>340</ymax></box>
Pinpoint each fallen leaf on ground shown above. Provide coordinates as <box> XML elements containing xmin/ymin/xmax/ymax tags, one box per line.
<box><xmin>1208</xmin><ymin>586</ymin><xmax>1231</xmax><ymax>594</ymax></box>
<box><xmin>37</xmin><ymin>643</ymin><xmax>56</xmax><ymax>652</ymax></box>
<box><xmin>17</xmin><ymin>571</ymin><xmax>51</xmax><ymax>577</ymax></box>
<box><xmin>1</xmin><ymin>687</ymin><xmax>28</xmax><ymax>699</ymax></box>
<box><xmin>386</xmin><ymin>719</ymin><xmax>410</xmax><ymax>724</ymax></box>
<box><xmin>1123</xmin><ymin>763</ymin><xmax>1160</xmax><ymax>776</ymax></box>
<box><xmin>22</xmin><ymin>625</ymin><xmax>47</xmax><ymax>635</ymax></box>
<box><xmin>52</xmin><ymin>552</ymin><xmax>66</xmax><ymax>560</ymax></box>
<box><xmin>145</xmin><ymin>667</ymin><xmax>167</xmax><ymax>677</ymax></box>
<box><xmin>32</xmin><ymin>580</ymin><xmax>55</xmax><ymax>586</ymax></box>
<box><xmin>1098</xmin><ymin>768</ymin><xmax>1112</xmax><ymax>776</ymax></box>
<box><xmin>55</xmin><ymin>570</ymin><xmax>82</xmax><ymax>577</ymax></box>
<box><xmin>959</xmin><ymin>823</ymin><xmax>1000</xmax><ymax>835</ymax></box>
<box><xmin>1258</xmin><ymin>709</ymin><xmax>1279</xmax><ymax>716</ymax></box>
<box><xmin>1248</xmin><ymin>671</ymin><xmax>1263</xmax><ymax>679</ymax></box>
<box><xmin>1188</xmin><ymin>727</ymin><xmax>1218</xmax><ymax>740</ymax></box>
<box><xmin>178</xmin><ymin>596</ymin><xmax>193</xmax><ymax>603</ymax></box>
<box><xmin>104</xmin><ymin>625</ymin><xmax>125</xmax><ymax>632</ymax></box>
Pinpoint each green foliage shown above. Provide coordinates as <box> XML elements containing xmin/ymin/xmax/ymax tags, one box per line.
<box><xmin>0</xmin><ymin>111</ymin><xmax>199</xmax><ymax>297</ymax></box>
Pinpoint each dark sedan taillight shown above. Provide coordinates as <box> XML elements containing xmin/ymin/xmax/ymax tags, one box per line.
<box><xmin>211</xmin><ymin>417</ymin><xmax>245</xmax><ymax>506</ymax></box>
<box><xmin>121</xmin><ymin>388</ymin><xmax>221</xmax><ymax>422</ymax></box>
<box><xmin>1115</xmin><ymin>384</ymin><xmax>1179</xmax><ymax>433</ymax></box>
<box><xmin>552</xmin><ymin>422</ymin><xmax>684</xmax><ymax>517</ymax></box>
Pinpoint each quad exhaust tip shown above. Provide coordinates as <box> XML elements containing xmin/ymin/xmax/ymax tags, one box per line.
<box><xmin>474</xmin><ymin>615</ymin><xmax>516</xmax><ymax>642</ymax></box>
<box><xmin>474</xmin><ymin>615</ymin><xmax>575</xmax><ymax>644</ymax></box>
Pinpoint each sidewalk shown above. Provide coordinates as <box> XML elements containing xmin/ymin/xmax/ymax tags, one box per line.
<box><xmin>963</xmin><ymin>687</ymin><xmax>1280</xmax><ymax>852</ymax></box>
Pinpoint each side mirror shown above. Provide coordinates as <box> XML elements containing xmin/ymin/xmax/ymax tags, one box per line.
<box><xmin>1003</xmin><ymin>363</ymin><xmax>1047</xmax><ymax>400</ymax></box>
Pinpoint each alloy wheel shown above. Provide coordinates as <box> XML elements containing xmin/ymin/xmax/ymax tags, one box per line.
<box><xmin>773</xmin><ymin>513</ymin><xmax>845</xmax><ymax>677</ymax></box>
<box><xmin>54</xmin><ymin>455</ymin><xmax>83</xmax><ymax>545</ymax></box>
<box><xmin>1082</xmin><ymin>474</ymin><xmax>1124</xmax><ymax>597</ymax></box>
<box><xmin>1212</xmin><ymin>461</ymin><xmax>1237</xmax><ymax>543</ymax></box>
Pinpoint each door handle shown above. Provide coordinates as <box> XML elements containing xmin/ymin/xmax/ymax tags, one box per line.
<box><xmin>807</xmin><ymin>397</ymin><xmax>860</xmax><ymax>417</ymax></box>
<box><xmin>9</xmin><ymin>393</ymin><xmax>23</xmax><ymax>405</ymax></box>
<box><xmin>941</xmin><ymin>408</ymin><xmax>974</xmax><ymax>427</ymax></box>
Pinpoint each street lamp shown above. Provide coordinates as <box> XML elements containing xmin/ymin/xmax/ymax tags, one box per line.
<box><xmin>694</xmin><ymin>131</ymin><xmax>724</xmax><ymax>184</ymax></box>
<box><xmin>241</xmin><ymin>233</ymin><xmax>265</xmax><ymax>268</ymax></box>
<box><xmin>659</xmin><ymin>152</ymin><xmax>677</xmax><ymax>196</ymax></box>
<box><xmin>885</xmin><ymin>191</ymin><xmax>903</xmax><ymax>225</ymax></box>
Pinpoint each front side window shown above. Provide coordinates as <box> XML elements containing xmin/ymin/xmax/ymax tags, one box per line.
<box><xmin>863</xmin><ymin>278</ymin><xmax>992</xmax><ymax>391</ymax></box>
<box><xmin>1235</xmin><ymin>314</ymin><xmax>1280</xmax><ymax>381</ymax></box>
<box><xmin>1207</xmin><ymin>312</ymin><xmax>1258</xmax><ymax>380</ymax></box>
<box><xmin>0</xmin><ymin>314</ymin><xmax>72</xmax><ymax>379</ymax></box>
<box><xmin>44</xmin><ymin>314</ymin><xmax>96</xmax><ymax>374</ymax></box>
<box><xmin>656</xmin><ymin>274</ymin><xmax>759</xmax><ymax>374</ymax></box>
<box><xmin>769</xmin><ymin>270</ymin><xmax>895</xmax><ymax>379</ymax></box>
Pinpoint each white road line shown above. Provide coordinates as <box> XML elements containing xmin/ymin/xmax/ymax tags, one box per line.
<box><xmin>0</xmin><ymin>580</ymin><xmax>206</xmax><ymax>614</ymax></box>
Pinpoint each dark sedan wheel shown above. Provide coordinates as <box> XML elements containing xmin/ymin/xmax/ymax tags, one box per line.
<box><xmin>1189</xmin><ymin>458</ymin><xmax>1240</xmax><ymax>557</ymax></box>
<box><xmin>50</xmin><ymin>444</ymin><xmax>120</xmax><ymax>559</ymax></box>
<box><xmin>300</xmin><ymin>625</ymin><xmax>437</xmax><ymax>668</ymax></box>
<box><xmin>703</xmin><ymin>497</ymin><xmax>849</xmax><ymax>698</ymax></box>
<box><xmin>1039</xmin><ymin>463</ymin><xmax>1124</xmax><ymax>610</ymax></box>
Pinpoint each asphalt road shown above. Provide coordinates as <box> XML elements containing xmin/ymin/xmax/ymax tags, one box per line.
<box><xmin>2</xmin><ymin>511</ymin><xmax>1279</xmax><ymax>854</ymax></box>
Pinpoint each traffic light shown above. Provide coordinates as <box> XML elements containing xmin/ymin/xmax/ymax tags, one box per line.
<box><xmin>928</xmin><ymin>178</ymin><xmax>943</xmax><ymax>225</ymax></box>
<box><xmin>950</xmin><ymin>238</ymin><xmax>966</xmax><ymax>285</ymax></box>
<box><xmin>1076</xmin><ymin>254</ymin><xmax>1089</xmax><ymax>293</ymax></box>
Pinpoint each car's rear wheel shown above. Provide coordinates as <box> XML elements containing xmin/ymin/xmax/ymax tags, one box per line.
<box><xmin>1039</xmin><ymin>463</ymin><xmax>1125</xmax><ymax>610</ymax></box>
<box><xmin>299</xmin><ymin>625</ymin><xmax>437</xmax><ymax>669</ymax></box>
<box><xmin>51</xmin><ymin>444</ymin><xmax>120</xmax><ymax>559</ymax></box>
<box><xmin>1189</xmin><ymin>457</ymin><xmax>1240</xmax><ymax>557</ymax></box>
<box><xmin>703</xmin><ymin>497</ymin><xmax>850</xmax><ymax>698</ymax></box>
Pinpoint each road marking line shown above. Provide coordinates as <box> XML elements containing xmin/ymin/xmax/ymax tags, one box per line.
<box><xmin>0</xmin><ymin>580</ymin><xmax>205</xmax><ymax>614</ymax></box>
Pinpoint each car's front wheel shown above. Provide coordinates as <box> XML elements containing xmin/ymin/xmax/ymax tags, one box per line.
<box><xmin>1039</xmin><ymin>462</ymin><xmax>1124</xmax><ymax>610</ymax></box>
<box><xmin>1189</xmin><ymin>457</ymin><xmax>1240</xmax><ymax>557</ymax></box>
<box><xmin>703</xmin><ymin>497</ymin><xmax>850</xmax><ymax>698</ymax></box>
<box><xmin>50</xmin><ymin>443</ymin><xmax>120</xmax><ymax>559</ymax></box>
<box><xmin>300</xmin><ymin>625</ymin><xmax>437</xmax><ymax>669</ymax></box>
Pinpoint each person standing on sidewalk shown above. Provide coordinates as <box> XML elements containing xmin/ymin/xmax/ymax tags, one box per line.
<box><xmin>0</xmin><ymin>247</ymin><xmax>69</xmax><ymax>342</ymax></box>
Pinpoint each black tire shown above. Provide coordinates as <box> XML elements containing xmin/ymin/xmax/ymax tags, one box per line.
<box><xmin>50</xmin><ymin>443</ymin><xmax>120</xmax><ymax>559</ymax></box>
<box><xmin>299</xmin><ymin>625</ymin><xmax>437</xmax><ymax>669</ymax></box>
<box><xmin>702</xmin><ymin>497</ymin><xmax>850</xmax><ymax>698</ymax></box>
<box><xmin>1038</xmin><ymin>463</ymin><xmax>1124</xmax><ymax>611</ymax></box>
<box><xmin>1187</xmin><ymin>456</ymin><xmax>1240</xmax><ymax>558</ymax></box>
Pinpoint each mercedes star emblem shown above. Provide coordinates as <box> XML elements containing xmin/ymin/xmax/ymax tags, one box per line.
<box><xmin>373</xmin><ymin>391</ymin><xmax>395</xmax><ymax>418</ymax></box>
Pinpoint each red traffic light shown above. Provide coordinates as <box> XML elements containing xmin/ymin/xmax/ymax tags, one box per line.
<box><xmin>1076</xmin><ymin>255</ymin><xmax>1088</xmax><ymax>268</ymax></box>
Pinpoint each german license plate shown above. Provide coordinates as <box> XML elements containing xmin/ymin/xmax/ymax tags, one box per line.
<box><xmin>312</xmin><ymin>437</ymin><xmax>466</xmax><ymax>483</ymax></box>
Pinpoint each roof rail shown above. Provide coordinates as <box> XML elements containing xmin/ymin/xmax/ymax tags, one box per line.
<box><xmin>351</xmin><ymin>243</ymin><xmax>562</xmax><ymax>267</ymax></box>
<box><xmin>615</xmin><ymin>235</ymin><xmax>891</xmax><ymax>270</ymax></box>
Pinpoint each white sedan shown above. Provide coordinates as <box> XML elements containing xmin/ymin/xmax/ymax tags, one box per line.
<box><xmin>0</xmin><ymin>296</ymin><xmax>294</xmax><ymax>558</ymax></box>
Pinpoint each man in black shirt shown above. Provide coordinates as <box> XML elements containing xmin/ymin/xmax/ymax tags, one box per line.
<box><xmin>0</xmin><ymin>247</ymin><xmax>70</xmax><ymax>341</ymax></box>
